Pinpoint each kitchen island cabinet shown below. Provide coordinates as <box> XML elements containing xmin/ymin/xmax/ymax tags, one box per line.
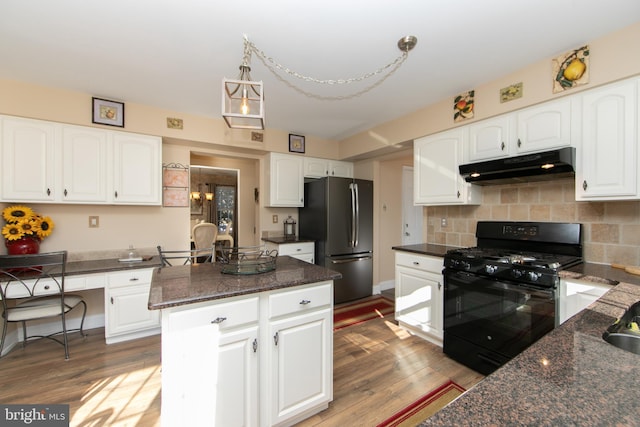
<box><xmin>149</xmin><ymin>256</ymin><xmax>340</xmax><ymax>427</ymax></box>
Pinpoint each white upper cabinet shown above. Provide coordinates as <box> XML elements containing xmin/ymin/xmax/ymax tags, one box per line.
<box><xmin>61</xmin><ymin>125</ymin><xmax>109</xmax><ymax>202</ymax></box>
<box><xmin>0</xmin><ymin>115</ymin><xmax>162</xmax><ymax>205</ymax></box>
<box><xmin>468</xmin><ymin>115</ymin><xmax>514</xmax><ymax>161</ymax></box>
<box><xmin>112</xmin><ymin>131</ymin><xmax>161</xmax><ymax>204</ymax></box>
<box><xmin>303</xmin><ymin>157</ymin><xmax>353</xmax><ymax>178</ymax></box>
<box><xmin>515</xmin><ymin>97</ymin><xmax>573</xmax><ymax>154</ymax></box>
<box><xmin>468</xmin><ymin>98</ymin><xmax>573</xmax><ymax>163</ymax></box>
<box><xmin>1</xmin><ymin>116</ymin><xmax>57</xmax><ymax>201</ymax></box>
<box><xmin>265</xmin><ymin>152</ymin><xmax>304</xmax><ymax>207</ymax></box>
<box><xmin>414</xmin><ymin>128</ymin><xmax>480</xmax><ymax>205</ymax></box>
<box><xmin>575</xmin><ymin>78</ymin><xmax>639</xmax><ymax>200</ymax></box>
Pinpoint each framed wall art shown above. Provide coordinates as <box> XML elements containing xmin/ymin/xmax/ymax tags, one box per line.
<box><xmin>92</xmin><ymin>97</ymin><xmax>125</xmax><ymax>127</ymax></box>
<box><xmin>289</xmin><ymin>134</ymin><xmax>305</xmax><ymax>153</ymax></box>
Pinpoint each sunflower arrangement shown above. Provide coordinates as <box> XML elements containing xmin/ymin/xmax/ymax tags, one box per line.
<box><xmin>1</xmin><ymin>205</ymin><xmax>54</xmax><ymax>242</ymax></box>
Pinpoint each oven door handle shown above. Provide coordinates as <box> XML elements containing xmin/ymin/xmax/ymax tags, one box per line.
<box><xmin>477</xmin><ymin>353</ymin><xmax>503</xmax><ymax>368</ymax></box>
<box><xmin>446</xmin><ymin>271</ymin><xmax>555</xmax><ymax>298</ymax></box>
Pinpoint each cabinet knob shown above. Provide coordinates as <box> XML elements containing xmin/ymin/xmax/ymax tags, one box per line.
<box><xmin>64</xmin><ymin>189</ymin><xmax>68</xmax><ymax>197</ymax></box>
<box><xmin>110</xmin><ymin>297</ymin><xmax>114</xmax><ymax>304</ymax></box>
<box><xmin>47</xmin><ymin>188</ymin><xmax>51</xmax><ymax>196</ymax></box>
<box><xmin>211</xmin><ymin>317</ymin><xmax>227</xmax><ymax>324</ymax></box>
<box><xmin>500</xmin><ymin>142</ymin><xmax>505</xmax><ymax>151</ymax></box>
<box><xmin>456</xmin><ymin>191</ymin><xmax>461</xmax><ymax>198</ymax></box>
<box><xmin>583</xmin><ymin>180</ymin><xmax>588</xmax><ymax>191</ymax></box>
<box><xmin>300</xmin><ymin>299</ymin><xmax>311</xmax><ymax>305</ymax></box>
<box><xmin>114</xmin><ymin>191</ymin><xmax>118</xmax><ymax>198</ymax></box>
<box><xmin>438</xmin><ymin>282</ymin><xmax>442</xmax><ymax>290</ymax></box>
<box><xmin>252</xmin><ymin>338</ymin><xmax>258</xmax><ymax>353</ymax></box>
<box><xmin>517</xmin><ymin>138</ymin><xmax>522</xmax><ymax>147</ymax></box>
<box><xmin>44</xmin><ymin>285</ymin><xmax>50</xmax><ymax>290</ymax></box>
<box><xmin>274</xmin><ymin>331</ymin><xmax>279</xmax><ymax>346</ymax></box>
<box><xmin>413</xmin><ymin>261</ymin><xmax>420</xmax><ymax>266</ymax></box>
<box><xmin>129</xmin><ymin>277</ymin><xmax>139</xmax><ymax>282</ymax></box>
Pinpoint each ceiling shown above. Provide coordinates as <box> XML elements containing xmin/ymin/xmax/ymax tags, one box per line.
<box><xmin>2</xmin><ymin>1</ymin><xmax>640</xmax><ymax>141</ymax></box>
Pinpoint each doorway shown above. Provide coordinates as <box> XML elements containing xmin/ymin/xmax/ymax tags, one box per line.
<box><xmin>190</xmin><ymin>166</ymin><xmax>238</xmax><ymax>246</ymax></box>
<box><xmin>401</xmin><ymin>166</ymin><xmax>423</xmax><ymax>245</ymax></box>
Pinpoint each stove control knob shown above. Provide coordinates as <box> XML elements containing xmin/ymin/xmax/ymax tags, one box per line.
<box><xmin>485</xmin><ymin>264</ymin><xmax>498</xmax><ymax>274</ymax></box>
<box><xmin>528</xmin><ymin>271</ymin><xmax>541</xmax><ymax>282</ymax></box>
<box><xmin>512</xmin><ymin>269</ymin><xmax>524</xmax><ymax>278</ymax></box>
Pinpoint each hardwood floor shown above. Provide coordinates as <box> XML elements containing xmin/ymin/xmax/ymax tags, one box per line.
<box><xmin>0</xmin><ymin>304</ymin><xmax>483</xmax><ymax>426</ymax></box>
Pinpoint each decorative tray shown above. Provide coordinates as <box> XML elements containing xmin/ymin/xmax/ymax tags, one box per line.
<box><xmin>219</xmin><ymin>246</ymin><xmax>278</xmax><ymax>275</ymax></box>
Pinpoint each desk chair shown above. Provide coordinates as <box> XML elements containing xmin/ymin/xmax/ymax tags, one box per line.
<box><xmin>0</xmin><ymin>251</ymin><xmax>87</xmax><ymax>360</ymax></box>
<box><xmin>157</xmin><ymin>246</ymin><xmax>215</xmax><ymax>266</ymax></box>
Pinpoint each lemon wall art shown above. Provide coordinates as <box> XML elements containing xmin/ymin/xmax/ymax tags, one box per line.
<box><xmin>552</xmin><ymin>45</ymin><xmax>589</xmax><ymax>93</ymax></box>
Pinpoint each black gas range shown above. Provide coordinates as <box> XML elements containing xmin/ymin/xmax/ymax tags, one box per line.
<box><xmin>442</xmin><ymin>221</ymin><xmax>583</xmax><ymax>375</ymax></box>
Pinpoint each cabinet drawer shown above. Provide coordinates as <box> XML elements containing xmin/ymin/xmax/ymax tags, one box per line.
<box><xmin>107</xmin><ymin>268</ymin><xmax>153</xmax><ymax>288</ymax></box>
<box><xmin>168</xmin><ymin>296</ymin><xmax>259</xmax><ymax>332</ymax></box>
<box><xmin>395</xmin><ymin>252</ymin><xmax>443</xmax><ymax>273</ymax></box>
<box><xmin>276</xmin><ymin>242</ymin><xmax>314</xmax><ymax>256</ymax></box>
<box><xmin>269</xmin><ymin>282</ymin><xmax>332</xmax><ymax>318</ymax></box>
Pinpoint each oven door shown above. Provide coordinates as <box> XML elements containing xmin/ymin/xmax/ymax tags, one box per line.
<box><xmin>443</xmin><ymin>268</ymin><xmax>556</xmax><ymax>375</ymax></box>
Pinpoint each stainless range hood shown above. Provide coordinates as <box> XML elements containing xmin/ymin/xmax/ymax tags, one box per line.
<box><xmin>459</xmin><ymin>147</ymin><xmax>576</xmax><ymax>185</ymax></box>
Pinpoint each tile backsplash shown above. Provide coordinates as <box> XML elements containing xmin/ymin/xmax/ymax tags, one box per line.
<box><xmin>425</xmin><ymin>177</ymin><xmax>640</xmax><ymax>266</ymax></box>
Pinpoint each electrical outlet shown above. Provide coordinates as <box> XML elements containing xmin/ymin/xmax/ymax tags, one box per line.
<box><xmin>441</xmin><ymin>218</ymin><xmax>447</xmax><ymax>227</ymax></box>
<box><xmin>89</xmin><ymin>216</ymin><xmax>99</xmax><ymax>228</ymax></box>
<box><xmin>272</xmin><ymin>214</ymin><xmax>278</xmax><ymax>223</ymax></box>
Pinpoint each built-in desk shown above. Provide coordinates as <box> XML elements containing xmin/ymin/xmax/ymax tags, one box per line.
<box><xmin>0</xmin><ymin>257</ymin><xmax>162</xmax><ymax>355</ymax></box>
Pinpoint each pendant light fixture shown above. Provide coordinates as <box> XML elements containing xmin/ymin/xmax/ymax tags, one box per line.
<box><xmin>222</xmin><ymin>37</ymin><xmax>265</xmax><ymax>130</ymax></box>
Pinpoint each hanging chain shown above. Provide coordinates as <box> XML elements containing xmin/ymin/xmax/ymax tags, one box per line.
<box><xmin>242</xmin><ymin>35</ymin><xmax>410</xmax><ymax>100</ymax></box>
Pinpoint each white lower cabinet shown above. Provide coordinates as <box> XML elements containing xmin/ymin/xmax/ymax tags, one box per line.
<box><xmin>558</xmin><ymin>278</ymin><xmax>613</xmax><ymax>325</ymax></box>
<box><xmin>104</xmin><ymin>268</ymin><xmax>160</xmax><ymax>344</ymax></box>
<box><xmin>394</xmin><ymin>251</ymin><xmax>443</xmax><ymax>346</ymax></box>
<box><xmin>161</xmin><ymin>280</ymin><xmax>333</xmax><ymax>427</ymax></box>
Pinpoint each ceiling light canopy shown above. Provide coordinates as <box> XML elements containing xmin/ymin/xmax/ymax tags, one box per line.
<box><xmin>222</xmin><ymin>35</ymin><xmax>417</xmax><ymax>129</ymax></box>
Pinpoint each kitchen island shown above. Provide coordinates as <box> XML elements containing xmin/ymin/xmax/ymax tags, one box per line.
<box><xmin>148</xmin><ymin>256</ymin><xmax>341</xmax><ymax>427</ymax></box>
<box><xmin>420</xmin><ymin>280</ymin><xmax>640</xmax><ymax>426</ymax></box>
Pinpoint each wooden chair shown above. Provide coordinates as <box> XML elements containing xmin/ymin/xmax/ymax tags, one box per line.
<box><xmin>0</xmin><ymin>251</ymin><xmax>87</xmax><ymax>360</ymax></box>
<box><xmin>157</xmin><ymin>246</ymin><xmax>215</xmax><ymax>267</ymax></box>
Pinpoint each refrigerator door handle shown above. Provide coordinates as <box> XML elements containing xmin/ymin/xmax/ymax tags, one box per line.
<box><xmin>349</xmin><ymin>183</ymin><xmax>356</xmax><ymax>247</ymax></box>
<box><xmin>353</xmin><ymin>182</ymin><xmax>359</xmax><ymax>247</ymax></box>
<box><xmin>330</xmin><ymin>255</ymin><xmax>373</xmax><ymax>264</ymax></box>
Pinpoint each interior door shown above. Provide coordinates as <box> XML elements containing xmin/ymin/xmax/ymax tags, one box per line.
<box><xmin>402</xmin><ymin>166</ymin><xmax>423</xmax><ymax>245</ymax></box>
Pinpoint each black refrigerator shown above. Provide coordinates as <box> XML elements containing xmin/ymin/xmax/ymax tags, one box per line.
<box><xmin>299</xmin><ymin>177</ymin><xmax>373</xmax><ymax>304</ymax></box>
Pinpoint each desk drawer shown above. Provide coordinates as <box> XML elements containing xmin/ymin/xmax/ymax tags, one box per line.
<box><xmin>107</xmin><ymin>268</ymin><xmax>153</xmax><ymax>288</ymax></box>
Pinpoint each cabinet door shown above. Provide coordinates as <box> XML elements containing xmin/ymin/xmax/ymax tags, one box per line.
<box><xmin>328</xmin><ymin>161</ymin><xmax>353</xmax><ymax>178</ymax></box>
<box><xmin>395</xmin><ymin>265</ymin><xmax>442</xmax><ymax>342</ymax></box>
<box><xmin>106</xmin><ymin>284</ymin><xmax>160</xmax><ymax>339</ymax></box>
<box><xmin>267</xmin><ymin>153</ymin><xmax>304</xmax><ymax>207</ymax></box>
<box><xmin>303</xmin><ymin>157</ymin><xmax>329</xmax><ymax>178</ymax></box>
<box><xmin>267</xmin><ymin>307</ymin><xmax>332</xmax><ymax>426</ymax></box>
<box><xmin>516</xmin><ymin>98</ymin><xmax>572</xmax><ymax>154</ymax></box>
<box><xmin>468</xmin><ymin>115</ymin><xmax>513</xmax><ymax>161</ymax></box>
<box><xmin>414</xmin><ymin>129</ymin><xmax>480</xmax><ymax>205</ymax></box>
<box><xmin>576</xmin><ymin>79</ymin><xmax>638</xmax><ymax>200</ymax></box>
<box><xmin>1</xmin><ymin>116</ymin><xmax>57</xmax><ymax>201</ymax></box>
<box><xmin>162</xmin><ymin>314</ymin><xmax>259</xmax><ymax>427</ymax></box>
<box><xmin>61</xmin><ymin>125</ymin><xmax>109</xmax><ymax>202</ymax></box>
<box><xmin>112</xmin><ymin>132</ymin><xmax>161</xmax><ymax>204</ymax></box>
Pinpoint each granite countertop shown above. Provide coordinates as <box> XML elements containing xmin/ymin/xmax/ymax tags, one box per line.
<box><xmin>148</xmin><ymin>255</ymin><xmax>341</xmax><ymax>310</ymax></box>
<box><xmin>65</xmin><ymin>257</ymin><xmax>162</xmax><ymax>276</ymax></box>
<box><xmin>421</xmin><ymin>282</ymin><xmax>640</xmax><ymax>426</ymax></box>
<box><xmin>261</xmin><ymin>236</ymin><xmax>315</xmax><ymax>244</ymax></box>
<box><xmin>391</xmin><ymin>243</ymin><xmax>457</xmax><ymax>258</ymax></box>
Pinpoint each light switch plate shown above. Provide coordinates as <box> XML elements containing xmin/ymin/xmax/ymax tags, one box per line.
<box><xmin>272</xmin><ymin>215</ymin><xmax>278</xmax><ymax>223</ymax></box>
<box><xmin>89</xmin><ymin>216</ymin><xmax>99</xmax><ymax>228</ymax></box>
